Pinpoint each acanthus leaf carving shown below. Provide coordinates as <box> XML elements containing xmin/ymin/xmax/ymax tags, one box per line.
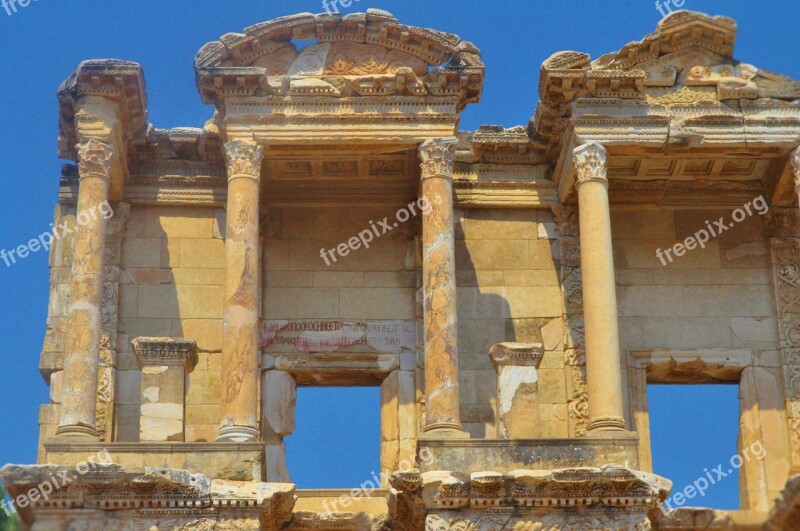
<box><xmin>224</xmin><ymin>141</ymin><xmax>265</xmax><ymax>180</ymax></box>
<box><xmin>77</xmin><ymin>139</ymin><xmax>114</xmax><ymax>178</ymax></box>
<box><xmin>573</xmin><ymin>143</ymin><xmax>608</xmax><ymax>186</ymax></box>
<box><xmin>419</xmin><ymin>137</ymin><xmax>458</xmax><ymax>180</ymax></box>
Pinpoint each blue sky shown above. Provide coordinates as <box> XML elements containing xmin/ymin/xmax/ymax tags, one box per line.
<box><xmin>0</xmin><ymin>0</ymin><xmax>796</xmax><ymax>506</ymax></box>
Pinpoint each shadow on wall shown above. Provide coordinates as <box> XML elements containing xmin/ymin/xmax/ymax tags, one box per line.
<box><xmin>453</xmin><ymin>209</ymin><xmax>559</xmax><ymax>439</ymax></box>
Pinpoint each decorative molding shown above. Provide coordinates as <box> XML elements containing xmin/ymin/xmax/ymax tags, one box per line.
<box><xmin>77</xmin><ymin>139</ymin><xmax>114</xmax><ymax>179</ymax></box>
<box><xmin>419</xmin><ymin>137</ymin><xmax>458</xmax><ymax>180</ymax></box>
<box><xmin>792</xmin><ymin>146</ymin><xmax>800</xmax><ymax>189</ymax></box>
<box><xmin>572</xmin><ymin>143</ymin><xmax>608</xmax><ymax>187</ymax></box>
<box><xmin>132</xmin><ymin>337</ymin><xmax>199</xmax><ymax>372</ymax></box>
<box><xmin>224</xmin><ymin>141</ymin><xmax>265</xmax><ymax>180</ymax></box>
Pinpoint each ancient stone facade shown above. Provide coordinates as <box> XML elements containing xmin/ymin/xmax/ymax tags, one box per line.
<box><xmin>3</xmin><ymin>8</ymin><xmax>800</xmax><ymax>530</ymax></box>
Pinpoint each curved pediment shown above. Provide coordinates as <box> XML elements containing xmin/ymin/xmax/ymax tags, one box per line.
<box><xmin>194</xmin><ymin>9</ymin><xmax>484</xmax><ymax>111</ymax></box>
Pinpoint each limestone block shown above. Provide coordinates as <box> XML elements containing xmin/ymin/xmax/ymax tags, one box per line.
<box><xmin>731</xmin><ymin>317</ymin><xmax>779</xmax><ymax>344</ymax></box>
<box><xmin>124</xmin><ymin>268</ymin><xmax>173</xmax><ymax>285</ymax></box>
<box><xmin>172</xmin><ymin>268</ymin><xmax>225</xmax><ymax>285</ymax></box>
<box><xmin>122</xmin><ymin>318</ymin><xmax>172</xmax><ymax>341</ymax></box>
<box><xmin>489</xmin><ymin>343</ymin><xmax>545</xmax><ymax>439</ymax></box>
<box><xmin>175</xmin><ymin>285</ymin><xmax>224</xmax><ymax>319</ymax></box>
<box><xmin>265</xmin><ymin>240</ymin><xmax>289</xmax><ymax>271</ymax></box>
<box><xmin>459</xmin><ymin>210</ymin><xmax>537</xmax><ymax>240</ymax></box>
<box><xmin>615</xmin><ymin>240</ymin><xmax>721</xmax><ymax>269</ymax></box>
<box><xmin>265</xmin><ymin>270</ymin><xmax>315</xmax><ymax>287</ymax></box>
<box><xmin>144</xmin><ymin>206</ymin><xmax>215</xmax><ymax>239</ymax></box>
<box><xmin>497</xmin><ymin>286</ymin><xmax>563</xmax><ymax>318</ymax></box>
<box><xmin>683</xmin><ymin>286</ymin><xmax>774</xmax><ymax>317</ymax></box>
<box><xmin>456</xmin><ymin>270</ymin><xmax>505</xmax><ymax>287</ymax></box>
<box><xmin>365</xmin><ymin>271</ymin><xmax>417</xmax><ymax>288</ymax></box>
<box><xmin>610</xmin><ymin>211</ymin><xmax>676</xmax><ymax>240</ymax></box>
<box><xmin>137</xmin><ymin>285</ymin><xmax>179</xmax><ymax>319</ymax></box>
<box><xmin>179</xmin><ymin>239</ymin><xmax>225</xmax><ymax>269</ymax></box>
<box><xmin>381</xmin><ymin>371</ymin><xmax>400</xmax><ymax>442</ymax></box>
<box><xmin>175</xmin><ymin>319</ymin><xmax>223</xmax><ymax>352</ymax></box>
<box><xmin>456</xmin><ymin>239</ymin><xmax>530</xmax><ymax>270</ymax></box>
<box><xmin>617</xmin><ymin>285</ymin><xmax>685</xmax><ymax>317</ymax></box>
<box><xmin>313</xmin><ymin>271</ymin><xmax>365</xmax><ymax>287</ymax></box>
<box><xmin>340</xmin><ymin>288</ymin><xmax>415</xmax><ymax>320</ymax></box>
<box><xmin>264</xmin><ymin>288</ymin><xmax>340</xmax><ymax>319</ymax></box>
<box><xmin>265</xmin><ymin>442</ymin><xmax>292</xmax><ymax>483</ymax></box>
<box><xmin>503</xmin><ymin>270</ymin><xmax>559</xmax><ymax>286</ymax></box>
<box><xmin>122</xmin><ymin>238</ymin><xmax>163</xmax><ymax>268</ymax></box>
<box><xmin>290</xmin><ymin>239</ymin><xmax>396</xmax><ymax>271</ymax></box>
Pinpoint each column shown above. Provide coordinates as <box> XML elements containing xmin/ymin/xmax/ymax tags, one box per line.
<box><xmin>419</xmin><ymin>137</ymin><xmax>467</xmax><ymax>438</ymax></box>
<box><xmin>56</xmin><ymin>139</ymin><xmax>114</xmax><ymax>440</ymax></box>
<box><xmin>218</xmin><ymin>140</ymin><xmax>265</xmax><ymax>442</ymax></box>
<box><xmin>572</xmin><ymin>143</ymin><xmax>627</xmax><ymax>432</ymax></box>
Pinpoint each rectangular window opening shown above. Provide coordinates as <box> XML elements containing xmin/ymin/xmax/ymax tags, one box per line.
<box><xmin>647</xmin><ymin>384</ymin><xmax>742</xmax><ymax>511</ymax></box>
<box><xmin>287</xmin><ymin>386</ymin><xmax>381</xmax><ymax>490</ymax></box>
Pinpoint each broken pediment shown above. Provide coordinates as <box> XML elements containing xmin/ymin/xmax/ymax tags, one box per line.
<box><xmin>194</xmin><ymin>9</ymin><xmax>484</xmax><ymax>110</ymax></box>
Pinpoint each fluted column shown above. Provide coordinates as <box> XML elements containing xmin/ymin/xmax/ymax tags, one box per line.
<box><xmin>419</xmin><ymin>137</ymin><xmax>468</xmax><ymax>439</ymax></box>
<box><xmin>573</xmin><ymin>143</ymin><xmax>627</xmax><ymax>432</ymax></box>
<box><xmin>56</xmin><ymin>139</ymin><xmax>114</xmax><ymax>440</ymax></box>
<box><xmin>792</xmin><ymin>147</ymin><xmax>800</xmax><ymax>214</ymax></box>
<box><xmin>218</xmin><ymin>140</ymin><xmax>265</xmax><ymax>442</ymax></box>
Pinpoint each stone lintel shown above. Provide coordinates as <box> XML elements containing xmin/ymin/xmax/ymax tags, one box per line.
<box><xmin>132</xmin><ymin>337</ymin><xmax>199</xmax><ymax>372</ymax></box>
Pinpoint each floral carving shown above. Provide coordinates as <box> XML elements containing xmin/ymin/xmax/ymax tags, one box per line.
<box><xmin>419</xmin><ymin>137</ymin><xmax>458</xmax><ymax>180</ymax></box>
<box><xmin>77</xmin><ymin>139</ymin><xmax>114</xmax><ymax>178</ymax></box>
<box><xmin>573</xmin><ymin>143</ymin><xmax>608</xmax><ymax>186</ymax></box>
<box><xmin>224</xmin><ymin>141</ymin><xmax>265</xmax><ymax>179</ymax></box>
<box><xmin>792</xmin><ymin>146</ymin><xmax>800</xmax><ymax>189</ymax></box>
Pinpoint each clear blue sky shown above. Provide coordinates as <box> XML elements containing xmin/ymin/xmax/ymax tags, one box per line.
<box><xmin>0</xmin><ymin>0</ymin><xmax>796</xmax><ymax>506</ymax></box>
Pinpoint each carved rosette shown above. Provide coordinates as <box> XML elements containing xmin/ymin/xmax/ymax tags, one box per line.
<box><xmin>419</xmin><ymin>137</ymin><xmax>458</xmax><ymax>180</ymax></box>
<box><xmin>573</xmin><ymin>143</ymin><xmax>608</xmax><ymax>187</ymax></box>
<box><xmin>224</xmin><ymin>140</ymin><xmax>265</xmax><ymax>181</ymax></box>
<box><xmin>77</xmin><ymin>139</ymin><xmax>114</xmax><ymax>179</ymax></box>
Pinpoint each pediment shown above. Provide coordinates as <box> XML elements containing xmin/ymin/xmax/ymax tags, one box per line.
<box><xmin>194</xmin><ymin>9</ymin><xmax>484</xmax><ymax>111</ymax></box>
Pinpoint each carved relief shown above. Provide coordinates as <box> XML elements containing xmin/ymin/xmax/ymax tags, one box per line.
<box><xmin>573</xmin><ymin>143</ymin><xmax>608</xmax><ymax>186</ymax></box>
<box><xmin>224</xmin><ymin>141</ymin><xmax>265</xmax><ymax>179</ymax></box>
<box><xmin>770</xmin><ymin>237</ymin><xmax>800</xmax><ymax>470</ymax></box>
<box><xmin>420</xmin><ymin>138</ymin><xmax>458</xmax><ymax>179</ymax></box>
<box><xmin>77</xmin><ymin>139</ymin><xmax>114</xmax><ymax>178</ymax></box>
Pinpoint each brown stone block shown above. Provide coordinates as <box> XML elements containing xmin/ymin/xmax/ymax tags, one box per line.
<box><xmin>175</xmin><ymin>286</ymin><xmax>224</xmax><ymax>319</ymax></box>
<box><xmin>460</xmin><ymin>210</ymin><xmax>537</xmax><ymax>240</ymax></box>
<box><xmin>537</xmin><ymin>368</ymin><xmax>567</xmax><ymax>403</ymax></box>
<box><xmin>122</xmin><ymin>238</ymin><xmax>163</xmax><ymax>268</ymax></box>
<box><xmin>172</xmin><ymin>268</ymin><xmax>225</xmax><ymax>286</ymax></box>
<box><xmin>456</xmin><ymin>239</ymin><xmax>530</xmax><ymax>270</ymax></box>
<box><xmin>185</xmin><ymin>424</ymin><xmax>219</xmax><ymax>442</ymax></box>
<box><xmin>264</xmin><ymin>270</ymin><xmax>314</xmax><ymax>287</ymax></box>
<box><xmin>175</xmin><ymin>319</ymin><xmax>223</xmax><ymax>352</ymax></box>
<box><xmin>340</xmin><ymin>288</ymin><xmax>415</xmax><ymax>319</ymax></box>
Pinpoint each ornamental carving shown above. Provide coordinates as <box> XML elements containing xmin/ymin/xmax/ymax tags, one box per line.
<box><xmin>224</xmin><ymin>141</ymin><xmax>265</xmax><ymax>179</ymax></box>
<box><xmin>793</xmin><ymin>146</ymin><xmax>800</xmax><ymax>189</ymax></box>
<box><xmin>420</xmin><ymin>138</ymin><xmax>458</xmax><ymax>180</ymax></box>
<box><xmin>573</xmin><ymin>143</ymin><xmax>608</xmax><ymax>186</ymax></box>
<box><xmin>77</xmin><ymin>139</ymin><xmax>114</xmax><ymax>178</ymax></box>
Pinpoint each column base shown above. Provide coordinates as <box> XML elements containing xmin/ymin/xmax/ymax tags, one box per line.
<box><xmin>55</xmin><ymin>423</ymin><xmax>98</xmax><ymax>442</ymax></box>
<box><xmin>586</xmin><ymin>416</ymin><xmax>628</xmax><ymax>433</ymax></box>
<box><xmin>420</xmin><ymin>423</ymin><xmax>470</xmax><ymax>440</ymax></box>
<box><xmin>216</xmin><ymin>425</ymin><xmax>260</xmax><ymax>443</ymax></box>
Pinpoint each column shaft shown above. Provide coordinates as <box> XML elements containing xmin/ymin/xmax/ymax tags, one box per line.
<box><xmin>419</xmin><ymin>137</ymin><xmax>467</xmax><ymax>438</ymax></box>
<box><xmin>57</xmin><ymin>139</ymin><xmax>113</xmax><ymax>440</ymax></box>
<box><xmin>218</xmin><ymin>141</ymin><xmax>265</xmax><ymax>442</ymax></box>
<box><xmin>573</xmin><ymin>143</ymin><xmax>627</xmax><ymax>432</ymax></box>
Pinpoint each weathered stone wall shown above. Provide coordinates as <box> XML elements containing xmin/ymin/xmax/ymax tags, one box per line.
<box><xmin>613</xmin><ymin>208</ymin><xmax>776</xmax><ymax>353</ymax></box>
<box><xmin>116</xmin><ymin>205</ymin><xmax>225</xmax><ymax>442</ymax></box>
<box><xmin>454</xmin><ymin>208</ymin><xmax>565</xmax><ymax>439</ymax></box>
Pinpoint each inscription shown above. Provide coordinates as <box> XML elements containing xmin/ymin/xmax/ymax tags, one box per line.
<box><xmin>260</xmin><ymin>320</ymin><xmax>415</xmax><ymax>354</ymax></box>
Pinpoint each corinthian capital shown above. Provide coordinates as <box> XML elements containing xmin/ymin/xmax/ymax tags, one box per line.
<box><xmin>791</xmin><ymin>146</ymin><xmax>800</xmax><ymax>190</ymax></box>
<box><xmin>573</xmin><ymin>143</ymin><xmax>608</xmax><ymax>187</ymax></box>
<box><xmin>76</xmin><ymin>139</ymin><xmax>114</xmax><ymax>179</ymax></box>
<box><xmin>224</xmin><ymin>141</ymin><xmax>264</xmax><ymax>180</ymax></box>
<box><xmin>419</xmin><ymin>137</ymin><xmax>458</xmax><ymax>180</ymax></box>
